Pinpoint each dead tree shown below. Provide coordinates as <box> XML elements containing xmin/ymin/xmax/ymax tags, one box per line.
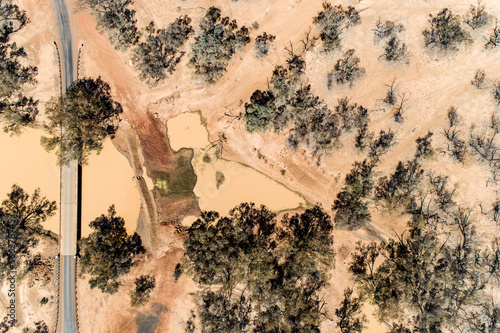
<box><xmin>209</xmin><ymin>132</ymin><xmax>228</xmax><ymax>158</ymax></box>
<box><xmin>383</xmin><ymin>79</ymin><xmax>398</xmax><ymax>105</ymax></box>
<box><xmin>485</xmin><ymin>22</ymin><xmax>500</xmax><ymax>49</ymax></box>
<box><xmin>300</xmin><ymin>28</ymin><xmax>316</xmax><ymax>51</ymax></box>
<box><xmin>393</xmin><ymin>93</ymin><xmax>408</xmax><ymax>123</ymax></box>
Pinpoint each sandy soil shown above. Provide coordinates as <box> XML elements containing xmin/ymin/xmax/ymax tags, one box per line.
<box><xmin>8</xmin><ymin>0</ymin><xmax>499</xmax><ymax>331</ymax></box>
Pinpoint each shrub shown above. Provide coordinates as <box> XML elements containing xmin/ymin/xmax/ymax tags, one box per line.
<box><xmin>493</xmin><ymin>82</ymin><xmax>500</xmax><ymax>106</ymax></box>
<box><xmin>464</xmin><ymin>2</ymin><xmax>488</xmax><ymax>29</ymax></box>
<box><xmin>471</xmin><ymin>69</ymin><xmax>486</xmax><ymax>88</ymax></box>
<box><xmin>484</xmin><ymin>23</ymin><xmax>500</xmax><ymax>48</ymax></box>
<box><xmin>335</xmin><ymin>97</ymin><xmax>368</xmax><ymax>131</ymax></box>
<box><xmin>423</xmin><ymin>8</ymin><xmax>471</xmax><ymax>50</ymax></box>
<box><xmin>369</xmin><ymin>129</ymin><xmax>395</xmax><ymax>162</ymax></box>
<box><xmin>382</xmin><ymin>36</ymin><xmax>407</xmax><ymax>61</ymax></box>
<box><xmin>254</xmin><ymin>32</ymin><xmax>275</xmax><ymax>58</ymax></box>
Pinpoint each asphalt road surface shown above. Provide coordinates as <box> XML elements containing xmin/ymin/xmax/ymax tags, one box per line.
<box><xmin>51</xmin><ymin>0</ymin><xmax>79</xmax><ymax>332</ymax></box>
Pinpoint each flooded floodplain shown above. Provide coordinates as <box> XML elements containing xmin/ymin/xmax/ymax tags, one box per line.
<box><xmin>166</xmin><ymin>112</ymin><xmax>306</xmax><ymax>217</ymax></box>
<box><xmin>0</xmin><ymin>129</ymin><xmax>141</xmax><ymax>236</ymax></box>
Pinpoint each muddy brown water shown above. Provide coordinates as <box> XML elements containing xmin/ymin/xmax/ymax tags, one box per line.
<box><xmin>0</xmin><ymin>129</ymin><xmax>140</xmax><ymax>236</ymax></box>
<box><xmin>166</xmin><ymin>112</ymin><xmax>306</xmax><ymax>221</ymax></box>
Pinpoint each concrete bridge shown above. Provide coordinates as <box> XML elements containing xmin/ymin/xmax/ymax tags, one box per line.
<box><xmin>51</xmin><ymin>0</ymin><xmax>80</xmax><ymax>331</ymax></box>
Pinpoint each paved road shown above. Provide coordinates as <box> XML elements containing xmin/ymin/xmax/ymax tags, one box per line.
<box><xmin>51</xmin><ymin>0</ymin><xmax>79</xmax><ymax>332</ymax></box>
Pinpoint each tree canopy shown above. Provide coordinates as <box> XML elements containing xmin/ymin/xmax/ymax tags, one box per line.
<box><xmin>313</xmin><ymin>3</ymin><xmax>361</xmax><ymax>51</ymax></box>
<box><xmin>189</xmin><ymin>7</ymin><xmax>250</xmax><ymax>83</ymax></box>
<box><xmin>133</xmin><ymin>17</ymin><xmax>193</xmax><ymax>86</ymax></box>
<box><xmin>0</xmin><ymin>0</ymin><xmax>38</xmax><ymax>134</ymax></box>
<box><xmin>0</xmin><ymin>185</ymin><xmax>56</xmax><ymax>282</ymax></box>
<box><xmin>41</xmin><ymin>77</ymin><xmax>123</xmax><ymax>165</ymax></box>
<box><xmin>176</xmin><ymin>202</ymin><xmax>335</xmax><ymax>332</ymax></box>
<box><xmin>422</xmin><ymin>8</ymin><xmax>471</xmax><ymax>50</ymax></box>
<box><xmin>77</xmin><ymin>0</ymin><xmax>140</xmax><ymax>49</ymax></box>
<box><xmin>243</xmin><ymin>51</ymin><xmax>371</xmax><ymax>161</ymax></box>
<box><xmin>130</xmin><ymin>274</ymin><xmax>156</xmax><ymax>307</ymax></box>
<box><xmin>79</xmin><ymin>205</ymin><xmax>145</xmax><ymax>294</ymax></box>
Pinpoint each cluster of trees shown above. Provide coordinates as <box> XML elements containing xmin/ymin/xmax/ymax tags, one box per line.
<box><xmin>132</xmin><ymin>17</ymin><xmax>193</xmax><ymax>86</ymax></box>
<box><xmin>350</xmin><ymin>182</ymin><xmax>500</xmax><ymax>332</ymax></box>
<box><xmin>77</xmin><ymin>0</ymin><xmax>139</xmax><ymax>50</ymax></box>
<box><xmin>175</xmin><ymin>202</ymin><xmax>335</xmax><ymax>332</ymax></box>
<box><xmin>189</xmin><ymin>7</ymin><xmax>250</xmax><ymax>83</ymax></box>
<box><xmin>244</xmin><ymin>49</ymin><xmax>371</xmax><ymax>160</ymax></box>
<box><xmin>254</xmin><ymin>32</ymin><xmax>276</xmax><ymax>59</ymax></box>
<box><xmin>443</xmin><ymin>106</ymin><xmax>500</xmax><ymax>181</ymax></box>
<box><xmin>313</xmin><ymin>3</ymin><xmax>361</xmax><ymax>52</ymax></box>
<box><xmin>0</xmin><ymin>0</ymin><xmax>38</xmax><ymax>134</ymax></box>
<box><xmin>79</xmin><ymin>205</ymin><xmax>145</xmax><ymax>294</ymax></box>
<box><xmin>22</xmin><ymin>321</ymin><xmax>49</xmax><ymax>333</ymax></box>
<box><xmin>0</xmin><ymin>185</ymin><xmax>56</xmax><ymax>282</ymax></box>
<box><xmin>328</xmin><ymin>49</ymin><xmax>364</xmax><ymax>87</ymax></box>
<box><xmin>422</xmin><ymin>8</ymin><xmax>472</xmax><ymax>50</ymax></box>
<box><xmin>79</xmin><ymin>0</ymin><xmax>194</xmax><ymax>85</ymax></box>
<box><xmin>41</xmin><ymin>77</ymin><xmax>123</xmax><ymax>165</ymax></box>
<box><xmin>333</xmin><ymin>129</ymin><xmax>395</xmax><ymax>230</ymax></box>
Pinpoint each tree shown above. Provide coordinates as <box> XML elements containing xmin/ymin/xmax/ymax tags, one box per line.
<box><xmin>41</xmin><ymin>77</ymin><xmax>123</xmax><ymax>165</ymax></box>
<box><xmin>335</xmin><ymin>288</ymin><xmax>366</xmax><ymax>333</ymax></box>
<box><xmin>243</xmin><ymin>90</ymin><xmax>275</xmax><ymax>132</ymax></box>
<box><xmin>0</xmin><ymin>1</ymin><xmax>38</xmax><ymax>134</ymax></box>
<box><xmin>333</xmin><ymin>159</ymin><xmax>374</xmax><ymax>230</ymax></box>
<box><xmin>443</xmin><ymin>107</ymin><xmax>468</xmax><ymax>163</ymax></box>
<box><xmin>130</xmin><ymin>274</ymin><xmax>156</xmax><ymax>307</ymax></box>
<box><xmin>415</xmin><ymin>131</ymin><xmax>433</xmax><ymax>159</ymax></box>
<box><xmin>313</xmin><ymin>3</ymin><xmax>361</xmax><ymax>51</ymax></box>
<box><xmin>382</xmin><ymin>36</ymin><xmax>407</xmax><ymax>62</ymax></box>
<box><xmin>177</xmin><ymin>203</ymin><xmax>335</xmax><ymax>332</ymax></box>
<box><xmin>77</xmin><ymin>0</ymin><xmax>139</xmax><ymax>49</ymax></box>
<box><xmin>368</xmin><ymin>129</ymin><xmax>395</xmax><ymax>162</ymax></box>
<box><xmin>133</xmin><ymin>17</ymin><xmax>193</xmax><ymax>86</ymax></box>
<box><xmin>422</xmin><ymin>8</ymin><xmax>471</xmax><ymax>50</ymax></box>
<box><xmin>79</xmin><ymin>205</ymin><xmax>145</xmax><ymax>294</ymax></box>
<box><xmin>254</xmin><ymin>32</ymin><xmax>275</xmax><ymax>59</ymax></box>
<box><xmin>328</xmin><ymin>49</ymin><xmax>364</xmax><ymax>87</ymax></box>
<box><xmin>0</xmin><ymin>185</ymin><xmax>56</xmax><ymax>282</ymax></box>
<box><xmin>189</xmin><ymin>7</ymin><xmax>250</xmax><ymax>83</ymax></box>
<box><xmin>334</xmin><ymin>97</ymin><xmax>367</xmax><ymax>131</ymax></box>
<box><xmin>374</xmin><ymin>159</ymin><xmax>424</xmax><ymax>210</ymax></box>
